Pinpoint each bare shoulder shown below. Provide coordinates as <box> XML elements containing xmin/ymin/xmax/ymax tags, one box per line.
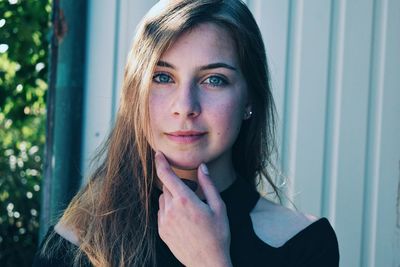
<box><xmin>249</xmin><ymin>196</ymin><xmax>319</xmax><ymax>248</ymax></box>
<box><xmin>54</xmin><ymin>222</ymin><xmax>80</xmax><ymax>246</ymax></box>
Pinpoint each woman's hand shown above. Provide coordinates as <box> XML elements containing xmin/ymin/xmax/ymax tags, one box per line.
<box><xmin>155</xmin><ymin>152</ymin><xmax>232</xmax><ymax>267</ymax></box>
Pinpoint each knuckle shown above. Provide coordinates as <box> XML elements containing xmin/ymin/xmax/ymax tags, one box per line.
<box><xmin>165</xmin><ymin>207</ymin><xmax>175</xmax><ymax>221</ymax></box>
<box><xmin>176</xmin><ymin>195</ymin><xmax>189</xmax><ymax>206</ymax></box>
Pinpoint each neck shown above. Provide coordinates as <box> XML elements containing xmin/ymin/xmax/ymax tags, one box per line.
<box><xmin>170</xmin><ymin>153</ymin><xmax>237</xmax><ymax>199</ymax></box>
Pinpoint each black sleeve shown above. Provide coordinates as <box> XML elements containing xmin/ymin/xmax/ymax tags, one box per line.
<box><xmin>305</xmin><ymin>220</ymin><xmax>340</xmax><ymax>267</ymax></box>
<box><xmin>32</xmin><ymin>226</ymin><xmax>91</xmax><ymax>267</ymax></box>
<box><xmin>290</xmin><ymin>218</ymin><xmax>339</xmax><ymax>267</ymax></box>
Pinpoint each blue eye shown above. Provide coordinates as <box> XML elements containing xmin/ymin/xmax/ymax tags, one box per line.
<box><xmin>153</xmin><ymin>73</ymin><xmax>173</xmax><ymax>83</ymax></box>
<box><xmin>203</xmin><ymin>76</ymin><xmax>228</xmax><ymax>87</ymax></box>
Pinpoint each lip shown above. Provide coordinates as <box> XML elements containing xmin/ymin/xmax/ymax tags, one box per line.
<box><xmin>165</xmin><ymin>131</ymin><xmax>207</xmax><ymax>144</ymax></box>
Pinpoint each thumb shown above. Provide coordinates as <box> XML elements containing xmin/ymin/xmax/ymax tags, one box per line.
<box><xmin>197</xmin><ymin>163</ymin><xmax>224</xmax><ymax>212</ymax></box>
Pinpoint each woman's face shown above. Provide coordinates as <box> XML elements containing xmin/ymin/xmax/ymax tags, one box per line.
<box><xmin>149</xmin><ymin>22</ymin><xmax>249</xmax><ymax>170</ymax></box>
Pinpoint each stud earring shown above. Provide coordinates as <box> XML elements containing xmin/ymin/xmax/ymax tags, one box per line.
<box><xmin>244</xmin><ymin>110</ymin><xmax>253</xmax><ymax>120</ymax></box>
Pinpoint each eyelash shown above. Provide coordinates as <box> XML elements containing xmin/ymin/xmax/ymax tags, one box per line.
<box><xmin>203</xmin><ymin>75</ymin><xmax>228</xmax><ymax>87</ymax></box>
<box><xmin>152</xmin><ymin>73</ymin><xmax>229</xmax><ymax>87</ymax></box>
<box><xmin>153</xmin><ymin>73</ymin><xmax>173</xmax><ymax>84</ymax></box>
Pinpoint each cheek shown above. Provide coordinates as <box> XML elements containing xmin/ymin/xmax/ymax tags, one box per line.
<box><xmin>209</xmin><ymin>98</ymin><xmax>245</xmax><ymax>138</ymax></box>
<box><xmin>148</xmin><ymin>95</ymin><xmax>166</xmax><ymax>148</ymax></box>
<box><xmin>149</xmin><ymin>95</ymin><xmax>165</xmax><ymax>126</ymax></box>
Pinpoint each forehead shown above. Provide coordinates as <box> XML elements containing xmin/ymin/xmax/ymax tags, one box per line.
<box><xmin>160</xmin><ymin>22</ymin><xmax>238</xmax><ymax>64</ymax></box>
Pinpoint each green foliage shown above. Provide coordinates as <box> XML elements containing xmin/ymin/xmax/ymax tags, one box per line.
<box><xmin>0</xmin><ymin>0</ymin><xmax>51</xmax><ymax>266</ymax></box>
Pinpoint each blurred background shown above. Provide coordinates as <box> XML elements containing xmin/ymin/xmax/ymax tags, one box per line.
<box><xmin>0</xmin><ymin>0</ymin><xmax>50</xmax><ymax>266</ymax></box>
<box><xmin>0</xmin><ymin>0</ymin><xmax>399</xmax><ymax>266</ymax></box>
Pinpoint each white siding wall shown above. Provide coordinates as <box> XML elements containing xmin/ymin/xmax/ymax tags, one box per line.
<box><xmin>82</xmin><ymin>0</ymin><xmax>400</xmax><ymax>266</ymax></box>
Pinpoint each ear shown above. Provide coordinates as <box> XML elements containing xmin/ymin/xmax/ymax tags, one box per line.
<box><xmin>243</xmin><ymin>105</ymin><xmax>253</xmax><ymax>120</ymax></box>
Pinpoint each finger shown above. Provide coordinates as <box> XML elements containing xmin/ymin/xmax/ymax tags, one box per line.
<box><xmin>155</xmin><ymin>151</ymin><xmax>189</xmax><ymax>197</ymax></box>
<box><xmin>157</xmin><ymin>209</ymin><xmax>162</xmax><ymax>226</ymax></box>
<box><xmin>158</xmin><ymin>194</ymin><xmax>164</xmax><ymax>227</ymax></box>
<box><xmin>197</xmin><ymin>163</ymin><xmax>224</xmax><ymax>212</ymax></box>
<box><xmin>159</xmin><ymin>193</ymin><xmax>165</xmax><ymax>212</ymax></box>
<box><xmin>162</xmin><ymin>184</ymin><xmax>173</xmax><ymax>205</ymax></box>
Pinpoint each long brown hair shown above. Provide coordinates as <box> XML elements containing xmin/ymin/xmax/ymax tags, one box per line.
<box><xmin>45</xmin><ymin>0</ymin><xmax>280</xmax><ymax>266</ymax></box>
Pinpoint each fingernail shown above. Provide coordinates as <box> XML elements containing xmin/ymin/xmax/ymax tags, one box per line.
<box><xmin>200</xmin><ymin>163</ymin><xmax>209</xmax><ymax>175</ymax></box>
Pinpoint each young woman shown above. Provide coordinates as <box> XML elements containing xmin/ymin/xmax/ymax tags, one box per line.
<box><xmin>33</xmin><ymin>0</ymin><xmax>339</xmax><ymax>266</ymax></box>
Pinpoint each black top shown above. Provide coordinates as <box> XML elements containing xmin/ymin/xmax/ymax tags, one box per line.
<box><xmin>33</xmin><ymin>178</ymin><xmax>339</xmax><ymax>266</ymax></box>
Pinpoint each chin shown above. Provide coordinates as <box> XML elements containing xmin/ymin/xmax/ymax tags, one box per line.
<box><xmin>164</xmin><ymin>154</ymin><xmax>203</xmax><ymax>170</ymax></box>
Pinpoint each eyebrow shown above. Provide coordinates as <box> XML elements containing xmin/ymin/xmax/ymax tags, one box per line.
<box><xmin>157</xmin><ymin>60</ymin><xmax>237</xmax><ymax>72</ymax></box>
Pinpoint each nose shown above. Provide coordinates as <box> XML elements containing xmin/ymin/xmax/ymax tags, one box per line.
<box><xmin>172</xmin><ymin>83</ymin><xmax>201</xmax><ymax>118</ymax></box>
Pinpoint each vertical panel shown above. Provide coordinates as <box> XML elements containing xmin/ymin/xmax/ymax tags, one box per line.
<box><xmin>374</xmin><ymin>0</ymin><xmax>400</xmax><ymax>265</ymax></box>
<box><xmin>280</xmin><ymin>0</ymin><xmax>303</xmax><ymax>205</ymax></box>
<box><xmin>360</xmin><ymin>0</ymin><xmax>388</xmax><ymax>266</ymax></box>
<box><xmin>292</xmin><ymin>1</ymin><xmax>331</xmax><ymax>215</ymax></box>
<box><xmin>322</xmin><ymin>0</ymin><xmax>346</xmax><ymax>226</ymax></box>
<box><xmin>82</xmin><ymin>0</ymin><xmax>118</xmax><ymax>178</ymax></box>
<box><xmin>334</xmin><ymin>0</ymin><xmax>374</xmax><ymax>266</ymax></box>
